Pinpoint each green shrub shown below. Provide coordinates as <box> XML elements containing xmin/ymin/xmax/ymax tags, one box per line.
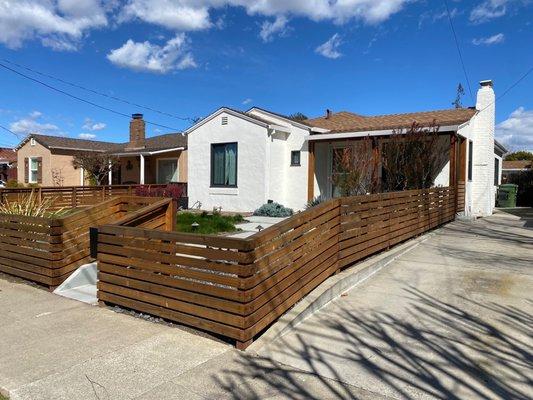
<box><xmin>305</xmin><ymin>195</ymin><xmax>326</xmax><ymax>209</ymax></box>
<box><xmin>26</xmin><ymin>183</ymin><xmax>40</xmax><ymax>188</ymax></box>
<box><xmin>253</xmin><ymin>202</ymin><xmax>293</xmax><ymax>217</ymax></box>
<box><xmin>5</xmin><ymin>179</ymin><xmax>20</xmax><ymax>188</ymax></box>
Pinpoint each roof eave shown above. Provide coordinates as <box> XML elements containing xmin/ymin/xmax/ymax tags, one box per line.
<box><xmin>306</xmin><ymin>124</ymin><xmax>460</xmax><ymax>141</ymax></box>
<box><xmin>246</xmin><ymin>107</ymin><xmax>313</xmax><ymax>130</ymax></box>
<box><xmin>112</xmin><ymin>146</ymin><xmax>186</xmax><ymax>156</ymax></box>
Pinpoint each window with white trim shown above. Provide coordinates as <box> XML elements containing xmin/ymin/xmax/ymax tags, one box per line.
<box><xmin>29</xmin><ymin>157</ymin><xmax>39</xmax><ymax>183</ymax></box>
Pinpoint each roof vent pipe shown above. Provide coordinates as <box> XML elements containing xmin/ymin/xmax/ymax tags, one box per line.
<box><xmin>326</xmin><ymin>109</ymin><xmax>332</xmax><ymax>119</ymax></box>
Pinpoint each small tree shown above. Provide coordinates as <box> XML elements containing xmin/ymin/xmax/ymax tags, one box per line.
<box><xmin>288</xmin><ymin>112</ymin><xmax>308</xmax><ymax>122</ymax></box>
<box><xmin>452</xmin><ymin>83</ymin><xmax>465</xmax><ymax>109</ymax></box>
<box><xmin>331</xmin><ymin>136</ymin><xmax>377</xmax><ymax>196</ymax></box>
<box><xmin>51</xmin><ymin>168</ymin><xmax>64</xmax><ymax>186</ymax></box>
<box><xmin>504</xmin><ymin>151</ymin><xmax>533</xmax><ymax>161</ymax></box>
<box><xmin>72</xmin><ymin>152</ymin><xmax>118</xmax><ymax>186</ymax></box>
<box><xmin>382</xmin><ymin>121</ymin><xmax>446</xmax><ymax>191</ymax></box>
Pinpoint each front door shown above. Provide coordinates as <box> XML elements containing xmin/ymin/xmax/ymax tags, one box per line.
<box><xmin>157</xmin><ymin>159</ymin><xmax>178</xmax><ymax>184</ymax></box>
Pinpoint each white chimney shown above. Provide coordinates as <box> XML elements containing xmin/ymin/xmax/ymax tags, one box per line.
<box><xmin>470</xmin><ymin>79</ymin><xmax>496</xmax><ymax>216</ymax></box>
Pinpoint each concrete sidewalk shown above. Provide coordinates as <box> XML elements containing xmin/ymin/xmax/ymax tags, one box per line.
<box><xmin>255</xmin><ymin>210</ymin><xmax>533</xmax><ymax>399</ymax></box>
<box><xmin>0</xmin><ymin>277</ymin><xmax>378</xmax><ymax>399</ymax></box>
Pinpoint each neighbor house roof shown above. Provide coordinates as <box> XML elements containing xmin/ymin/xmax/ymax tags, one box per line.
<box><xmin>17</xmin><ymin>133</ymin><xmax>187</xmax><ymax>154</ymax></box>
<box><xmin>116</xmin><ymin>133</ymin><xmax>187</xmax><ymax>154</ymax></box>
<box><xmin>502</xmin><ymin>160</ymin><xmax>532</xmax><ymax>171</ymax></box>
<box><xmin>17</xmin><ymin>134</ymin><xmax>121</xmax><ymax>152</ymax></box>
<box><xmin>0</xmin><ymin>148</ymin><xmax>17</xmax><ymax>163</ymax></box>
<box><xmin>305</xmin><ymin>108</ymin><xmax>477</xmax><ymax>133</ymax></box>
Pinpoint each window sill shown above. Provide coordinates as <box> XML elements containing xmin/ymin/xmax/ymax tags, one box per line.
<box><xmin>290</xmin><ymin>164</ymin><xmax>301</xmax><ymax>167</ymax></box>
<box><xmin>209</xmin><ymin>187</ymin><xmax>239</xmax><ymax>195</ymax></box>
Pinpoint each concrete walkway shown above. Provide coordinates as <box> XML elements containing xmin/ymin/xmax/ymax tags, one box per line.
<box><xmin>0</xmin><ymin>210</ymin><xmax>531</xmax><ymax>399</ymax></box>
<box><xmin>256</xmin><ymin>210</ymin><xmax>533</xmax><ymax>399</ymax></box>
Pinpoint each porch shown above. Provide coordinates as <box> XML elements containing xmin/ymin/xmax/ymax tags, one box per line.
<box><xmin>109</xmin><ymin>149</ymin><xmax>187</xmax><ymax>185</ymax></box>
<box><xmin>307</xmin><ymin>130</ymin><xmax>468</xmax><ymax>211</ymax></box>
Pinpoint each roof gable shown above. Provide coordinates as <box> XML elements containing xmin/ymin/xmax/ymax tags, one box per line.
<box><xmin>184</xmin><ymin>107</ymin><xmax>270</xmax><ymax>135</ymax></box>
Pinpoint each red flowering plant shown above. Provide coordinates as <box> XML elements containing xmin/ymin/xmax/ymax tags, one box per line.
<box><xmin>134</xmin><ymin>183</ymin><xmax>186</xmax><ymax>200</ymax></box>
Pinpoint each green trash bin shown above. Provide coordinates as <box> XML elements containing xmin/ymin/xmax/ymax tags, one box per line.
<box><xmin>497</xmin><ymin>184</ymin><xmax>518</xmax><ymax>208</ymax></box>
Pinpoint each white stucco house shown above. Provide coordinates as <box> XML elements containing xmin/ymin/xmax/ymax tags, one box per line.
<box><xmin>187</xmin><ymin>79</ymin><xmax>504</xmax><ymax>217</ymax></box>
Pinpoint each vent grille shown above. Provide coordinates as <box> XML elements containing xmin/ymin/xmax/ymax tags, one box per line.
<box><xmin>221</xmin><ymin>116</ymin><xmax>228</xmax><ymax>125</ymax></box>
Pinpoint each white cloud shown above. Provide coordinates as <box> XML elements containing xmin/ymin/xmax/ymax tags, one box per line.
<box><xmin>0</xmin><ymin>0</ymin><xmax>108</xmax><ymax>50</ymax></box>
<box><xmin>82</xmin><ymin>118</ymin><xmax>106</xmax><ymax>131</ymax></box>
<box><xmin>79</xmin><ymin>133</ymin><xmax>97</xmax><ymax>139</ymax></box>
<box><xmin>260</xmin><ymin>15</ymin><xmax>289</xmax><ymax>42</ymax></box>
<box><xmin>0</xmin><ymin>1</ymin><xmax>412</xmax><ymax>52</ymax></box>
<box><xmin>118</xmin><ymin>0</ymin><xmax>410</xmax><ymax>33</ymax></box>
<box><xmin>107</xmin><ymin>34</ymin><xmax>197</xmax><ymax>73</ymax></box>
<box><xmin>472</xmin><ymin>33</ymin><xmax>505</xmax><ymax>45</ymax></box>
<box><xmin>315</xmin><ymin>34</ymin><xmax>342</xmax><ymax>59</ymax></box>
<box><xmin>496</xmin><ymin>107</ymin><xmax>533</xmax><ymax>150</ymax></box>
<box><xmin>470</xmin><ymin>0</ymin><xmax>509</xmax><ymax>23</ymax></box>
<box><xmin>242</xmin><ymin>98</ymin><xmax>253</xmax><ymax>105</ymax></box>
<box><xmin>119</xmin><ymin>0</ymin><xmax>211</xmax><ymax>31</ymax></box>
<box><xmin>9</xmin><ymin>111</ymin><xmax>62</xmax><ymax>136</ymax></box>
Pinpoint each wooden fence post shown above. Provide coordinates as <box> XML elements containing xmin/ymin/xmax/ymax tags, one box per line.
<box><xmin>72</xmin><ymin>187</ymin><xmax>77</xmax><ymax>208</ymax></box>
<box><xmin>165</xmin><ymin>199</ymin><xmax>177</xmax><ymax>231</ymax></box>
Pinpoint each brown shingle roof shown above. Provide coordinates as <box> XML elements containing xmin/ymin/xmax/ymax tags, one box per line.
<box><xmin>117</xmin><ymin>133</ymin><xmax>187</xmax><ymax>153</ymax></box>
<box><xmin>0</xmin><ymin>148</ymin><xmax>16</xmax><ymax>163</ymax></box>
<box><xmin>28</xmin><ymin>134</ymin><xmax>121</xmax><ymax>152</ymax></box>
<box><xmin>23</xmin><ymin>133</ymin><xmax>187</xmax><ymax>154</ymax></box>
<box><xmin>503</xmin><ymin>160</ymin><xmax>532</xmax><ymax>170</ymax></box>
<box><xmin>306</xmin><ymin>108</ymin><xmax>477</xmax><ymax>133</ymax></box>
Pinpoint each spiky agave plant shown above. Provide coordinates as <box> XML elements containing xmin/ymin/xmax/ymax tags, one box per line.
<box><xmin>0</xmin><ymin>191</ymin><xmax>64</xmax><ymax>218</ymax></box>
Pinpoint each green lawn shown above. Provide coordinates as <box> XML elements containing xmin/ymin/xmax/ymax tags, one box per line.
<box><xmin>176</xmin><ymin>212</ymin><xmax>244</xmax><ymax>234</ymax></box>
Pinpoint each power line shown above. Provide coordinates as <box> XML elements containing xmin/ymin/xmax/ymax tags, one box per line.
<box><xmin>0</xmin><ymin>125</ymin><xmax>23</xmax><ymax>148</ymax></box>
<box><xmin>443</xmin><ymin>0</ymin><xmax>474</xmax><ymax>103</ymax></box>
<box><xmin>479</xmin><ymin>65</ymin><xmax>533</xmax><ymax>113</ymax></box>
<box><xmin>0</xmin><ymin>124</ymin><xmax>22</xmax><ymax>139</ymax></box>
<box><xmin>0</xmin><ymin>62</ymin><xmax>184</xmax><ymax>132</ymax></box>
<box><xmin>1</xmin><ymin>58</ymin><xmax>195</xmax><ymax>123</ymax></box>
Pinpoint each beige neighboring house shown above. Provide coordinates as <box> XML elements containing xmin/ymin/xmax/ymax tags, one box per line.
<box><xmin>16</xmin><ymin>114</ymin><xmax>187</xmax><ymax>186</ymax></box>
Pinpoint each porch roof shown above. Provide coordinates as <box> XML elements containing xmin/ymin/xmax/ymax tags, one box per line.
<box><xmin>305</xmin><ymin>108</ymin><xmax>477</xmax><ymax>134</ymax></box>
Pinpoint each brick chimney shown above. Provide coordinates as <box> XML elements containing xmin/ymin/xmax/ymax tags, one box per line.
<box><xmin>470</xmin><ymin>79</ymin><xmax>495</xmax><ymax>217</ymax></box>
<box><xmin>128</xmin><ymin>113</ymin><xmax>145</xmax><ymax>149</ymax></box>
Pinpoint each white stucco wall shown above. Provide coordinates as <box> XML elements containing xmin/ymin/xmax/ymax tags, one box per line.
<box><xmin>433</xmin><ymin>161</ymin><xmax>450</xmax><ymax>187</ymax></box>
<box><xmin>187</xmin><ymin>109</ymin><xmax>311</xmax><ymax>213</ymax></box>
<box><xmin>249</xmin><ymin>109</ymin><xmax>310</xmax><ymax>211</ymax></box>
<box><xmin>187</xmin><ymin>111</ymin><xmax>269</xmax><ymax>212</ymax></box>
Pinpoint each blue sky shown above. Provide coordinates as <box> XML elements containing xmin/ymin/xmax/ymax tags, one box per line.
<box><xmin>0</xmin><ymin>0</ymin><xmax>532</xmax><ymax>150</ymax></box>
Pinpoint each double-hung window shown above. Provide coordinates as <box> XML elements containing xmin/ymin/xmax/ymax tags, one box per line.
<box><xmin>211</xmin><ymin>142</ymin><xmax>237</xmax><ymax>187</ymax></box>
<box><xmin>29</xmin><ymin>157</ymin><xmax>39</xmax><ymax>183</ymax></box>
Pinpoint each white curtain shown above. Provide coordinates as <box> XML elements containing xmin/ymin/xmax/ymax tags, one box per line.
<box><xmin>225</xmin><ymin>144</ymin><xmax>237</xmax><ymax>186</ymax></box>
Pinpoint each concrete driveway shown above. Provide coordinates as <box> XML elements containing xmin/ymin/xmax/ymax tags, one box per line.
<box><xmin>255</xmin><ymin>210</ymin><xmax>533</xmax><ymax>399</ymax></box>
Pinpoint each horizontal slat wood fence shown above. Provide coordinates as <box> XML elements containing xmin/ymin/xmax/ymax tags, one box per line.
<box><xmin>96</xmin><ymin>186</ymin><xmax>457</xmax><ymax>348</ymax></box>
<box><xmin>0</xmin><ymin>196</ymin><xmax>173</xmax><ymax>289</ymax></box>
<box><xmin>457</xmin><ymin>181</ymin><xmax>465</xmax><ymax>212</ymax></box>
<box><xmin>0</xmin><ymin>183</ymin><xmax>186</xmax><ymax>211</ymax></box>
